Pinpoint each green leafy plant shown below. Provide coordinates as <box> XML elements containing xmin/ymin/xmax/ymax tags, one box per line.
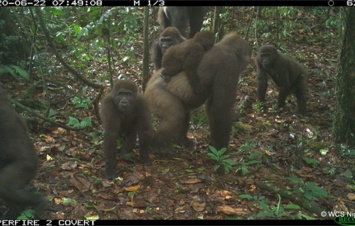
<box><xmin>207</xmin><ymin>146</ymin><xmax>236</xmax><ymax>173</ymax></box>
<box><xmin>340</xmin><ymin>144</ymin><xmax>355</xmax><ymax>156</ymax></box>
<box><xmin>0</xmin><ymin>64</ymin><xmax>30</xmax><ymax>80</ymax></box>
<box><xmin>16</xmin><ymin>209</ymin><xmax>35</xmax><ymax>220</ymax></box>
<box><xmin>287</xmin><ymin>176</ymin><xmax>328</xmax><ymax>202</ymax></box>
<box><xmin>234</xmin><ymin>142</ymin><xmax>261</xmax><ymax>175</ymax></box>
<box><xmin>256</xmin><ymin>194</ymin><xmax>289</xmax><ymax>218</ymax></box>
<box><xmin>241</xmin><ymin>194</ymin><xmax>292</xmax><ymax>219</ymax></box>
<box><xmin>67</xmin><ymin>116</ymin><xmax>92</xmax><ymax>128</ymax></box>
<box><xmin>240</xmin><ymin>194</ymin><xmax>274</xmax><ymax>218</ymax></box>
<box><xmin>191</xmin><ymin>110</ymin><xmax>207</xmax><ymax>127</ymax></box>
<box><xmin>47</xmin><ymin>109</ymin><xmax>59</xmax><ymax>121</ymax></box>
<box><xmin>302</xmin><ymin>182</ymin><xmax>328</xmax><ymax>202</ymax></box>
<box><xmin>71</xmin><ymin>96</ymin><xmax>92</xmax><ymax>109</ymax></box>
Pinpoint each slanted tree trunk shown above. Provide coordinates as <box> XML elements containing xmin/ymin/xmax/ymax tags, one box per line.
<box><xmin>332</xmin><ymin>8</ymin><xmax>355</xmax><ymax>146</ymax></box>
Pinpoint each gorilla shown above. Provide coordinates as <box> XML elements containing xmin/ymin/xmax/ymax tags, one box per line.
<box><xmin>157</xmin><ymin>7</ymin><xmax>206</xmax><ymax>38</ymax></box>
<box><xmin>145</xmin><ymin>32</ymin><xmax>251</xmax><ymax>154</ymax></box>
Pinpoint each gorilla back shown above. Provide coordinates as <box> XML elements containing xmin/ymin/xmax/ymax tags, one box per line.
<box><xmin>0</xmin><ymin>88</ymin><xmax>43</xmax><ymax>219</ymax></box>
<box><xmin>145</xmin><ymin>32</ymin><xmax>251</xmax><ymax>152</ymax></box>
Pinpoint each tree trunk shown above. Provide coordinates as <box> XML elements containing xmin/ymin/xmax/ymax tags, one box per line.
<box><xmin>332</xmin><ymin>8</ymin><xmax>355</xmax><ymax>147</ymax></box>
<box><xmin>212</xmin><ymin>7</ymin><xmax>224</xmax><ymax>42</ymax></box>
<box><xmin>142</xmin><ymin>7</ymin><xmax>150</xmax><ymax>92</ymax></box>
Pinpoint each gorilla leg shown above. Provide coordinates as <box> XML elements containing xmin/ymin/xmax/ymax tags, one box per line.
<box><xmin>176</xmin><ymin>111</ymin><xmax>192</xmax><ymax>147</ymax></box>
<box><xmin>104</xmin><ymin>132</ymin><xmax>119</xmax><ymax>178</ymax></box>
<box><xmin>187</xmin><ymin>7</ymin><xmax>206</xmax><ymax>37</ymax></box>
<box><xmin>206</xmin><ymin>98</ymin><xmax>233</xmax><ymax>150</ymax></box>
<box><xmin>157</xmin><ymin>7</ymin><xmax>171</xmax><ymax>28</ymax></box>
<box><xmin>294</xmin><ymin>77</ymin><xmax>307</xmax><ymax>114</ymax></box>
<box><xmin>122</xmin><ymin>131</ymin><xmax>137</xmax><ymax>156</ymax></box>
<box><xmin>164</xmin><ymin>7</ymin><xmax>189</xmax><ymax>37</ymax></box>
<box><xmin>149</xmin><ymin>90</ymin><xmax>187</xmax><ymax>153</ymax></box>
<box><xmin>278</xmin><ymin>87</ymin><xmax>290</xmax><ymax>109</ymax></box>
<box><xmin>0</xmin><ymin>162</ymin><xmax>44</xmax><ymax>219</ymax></box>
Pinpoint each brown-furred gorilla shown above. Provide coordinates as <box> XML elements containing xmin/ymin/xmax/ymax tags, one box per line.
<box><xmin>256</xmin><ymin>45</ymin><xmax>308</xmax><ymax>114</ymax></box>
<box><xmin>157</xmin><ymin>7</ymin><xmax>206</xmax><ymax>38</ymax></box>
<box><xmin>100</xmin><ymin>80</ymin><xmax>153</xmax><ymax>178</ymax></box>
<box><xmin>160</xmin><ymin>31</ymin><xmax>215</xmax><ymax>89</ymax></box>
<box><xmin>0</xmin><ymin>88</ymin><xmax>44</xmax><ymax>219</ymax></box>
<box><xmin>145</xmin><ymin>32</ymin><xmax>251</xmax><ymax>153</ymax></box>
<box><xmin>152</xmin><ymin>27</ymin><xmax>186</xmax><ymax>71</ymax></box>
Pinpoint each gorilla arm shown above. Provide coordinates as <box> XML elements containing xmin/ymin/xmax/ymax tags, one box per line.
<box><xmin>256</xmin><ymin>56</ymin><xmax>268</xmax><ymax>103</ymax></box>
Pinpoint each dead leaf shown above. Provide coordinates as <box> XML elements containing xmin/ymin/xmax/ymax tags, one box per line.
<box><xmin>101</xmin><ymin>180</ymin><xmax>113</xmax><ymax>188</ymax></box>
<box><xmin>43</xmin><ymin>135</ymin><xmax>55</xmax><ymax>143</ymax></box>
<box><xmin>190</xmin><ymin>200</ymin><xmax>205</xmax><ymax>212</ymax></box>
<box><xmin>127</xmin><ymin>201</ymin><xmax>147</xmax><ymax>208</ymax></box>
<box><xmin>225</xmin><ymin>195</ymin><xmax>232</xmax><ymax>200</ymax></box>
<box><xmin>70</xmin><ymin>172</ymin><xmax>92</xmax><ymax>192</ymax></box>
<box><xmin>190</xmin><ymin>196</ymin><xmax>205</xmax><ymax>212</ymax></box>
<box><xmin>217</xmin><ymin>205</ymin><xmax>244</xmax><ymax>215</ymax></box>
<box><xmin>61</xmin><ymin>161</ymin><xmax>78</xmax><ymax>170</ymax></box>
<box><xmin>347</xmin><ymin>193</ymin><xmax>355</xmax><ymax>201</ymax></box>
<box><xmin>174</xmin><ymin>206</ymin><xmax>185</xmax><ymax>213</ymax></box>
<box><xmin>124</xmin><ymin>184</ymin><xmax>141</xmax><ymax>192</ymax></box>
<box><xmin>217</xmin><ymin>205</ymin><xmax>237</xmax><ymax>215</ymax></box>
<box><xmin>249</xmin><ymin>184</ymin><xmax>256</xmax><ymax>192</ymax></box>
<box><xmin>53</xmin><ymin>197</ymin><xmax>63</xmax><ymax>205</ymax></box>
<box><xmin>181</xmin><ymin>178</ymin><xmax>202</xmax><ymax>184</ymax></box>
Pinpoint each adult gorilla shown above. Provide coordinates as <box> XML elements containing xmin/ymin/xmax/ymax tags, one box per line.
<box><xmin>157</xmin><ymin>7</ymin><xmax>206</xmax><ymax>38</ymax></box>
<box><xmin>145</xmin><ymin>32</ymin><xmax>251</xmax><ymax>153</ymax></box>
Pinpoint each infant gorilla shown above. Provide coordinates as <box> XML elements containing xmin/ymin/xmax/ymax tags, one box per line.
<box><xmin>160</xmin><ymin>31</ymin><xmax>215</xmax><ymax>91</ymax></box>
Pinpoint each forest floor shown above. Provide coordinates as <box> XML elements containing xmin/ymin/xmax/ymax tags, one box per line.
<box><xmin>1</xmin><ymin>7</ymin><xmax>354</xmax><ymax>221</ymax></box>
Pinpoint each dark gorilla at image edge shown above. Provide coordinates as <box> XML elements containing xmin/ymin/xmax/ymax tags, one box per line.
<box><xmin>0</xmin><ymin>88</ymin><xmax>44</xmax><ymax>219</ymax></box>
<box><xmin>145</xmin><ymin>32</ymin><xmax>252</xmax><ymax>153</ymax></box>
<box><xmin>100</xmin><ymin>80</ymin><xmax>153</xmax><ymax>179</ymax></box>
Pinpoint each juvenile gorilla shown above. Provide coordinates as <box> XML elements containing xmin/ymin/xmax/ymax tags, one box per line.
<box><xmin>145</xmin><ymin>32</ymin><xmax>251</xmax><ymax>153</ymax></box>
<box><xmin>0</xmin><ymin>88</ymin><xmax>44</xmax><ymax>219</ymax></box>
<box><xmin>157</xmin><ymin>7</ymin><xmax>206</xmax><ymax>38</ymax></box>
<box><xmin>100</xmin><ymin>80</ymin><xmax>153</xmax><ymax>178</ymax></box>
<box><xmin>152</xmin><ymin>27</ymin><xmax>186</xmax><ymax>71</ymax></box>
<box><xmin>256</xmin><ymin>45</ymin><xmax>307</xmax><ymax>114</ymax></box>
<box><xmin>160</xmin><ymin>31</ymin><xmax>215</xmax><ymax>91</ymax></box>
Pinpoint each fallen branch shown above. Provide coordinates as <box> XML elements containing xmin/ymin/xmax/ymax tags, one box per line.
<box><xmin>255</xmin><ymin>180</ymin><xmax>325</xmax><ymax>217</ymax></box>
